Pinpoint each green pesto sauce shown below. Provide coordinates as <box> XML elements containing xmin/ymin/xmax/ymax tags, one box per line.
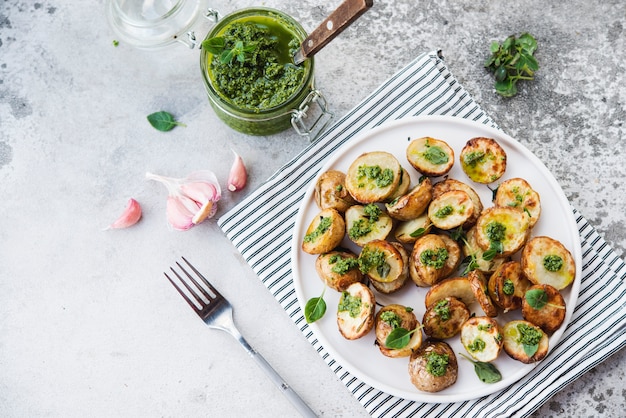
<box><xmin>434</xmin><ymin>205</ymin><xmax>453</xmax><ymax>219</ymax></box>
<box><xmin>208</xmin><ymin>18</ymin><xmax>305</xmax><ymax>111</ymax></box>
<box><xmin>503</xmin><ymin>279</ymin><xmax>515</xmax><ymax>295</ymax></box>
<box><xmin>543</xmin><ymin>254</ymin><xmax>564</xmax><ymax>272</ymax></box>
<box><xmin>338</xmin><ymin>292</ymin><xmax>363</xmax><ymax>318</ymax></box>
<box><xmin>468</xmin><ymin>338</ymin><xmax>486</xmax><ymax>352</ymax></box>
<box><xmin>434</xmin><ymin>299</ymin><xmax>451</xmax><ymax>321</ymax></box>
<box><xmin>356</xmin><ymin>165</ymin><xmax>394</xmax><ymax>188</ymax></box>
<box><xmin>517</xmin><ymin>323</ymin><xmax>543</xmax><ymax>346</ymax></box>
<box><xmin>358</xmin><ymin>247</ymin><xmax>390</xmax><ymax>277</ymax></box>
<box><xmin>328</xmin><ymin>254</ymin><xmax>359</xmax><ymax>275</ymax></box>
<box><xmin>380</xmin><ymin>310</ymin><xmax>402</xmax><ymax>329</ymax></box>
<box><xmin>423</xmin><ymin>145</ymin><xmax>449</xmax><ymax>165</ymax></box>
<box><xmin>420</xmin><ymin>247</ymin><xmax>449</xmax><ymax>269</ymax></box>
<box><xmin>303</xmin><ymin>216</ymin><xmax>332</xmax><ymax>243</ymax></box>
<box><xmin>486</xmin><ymin>221</ymin><xmax>506</xmax><ymax>243</ymax></box>
<box><xmin>426</xmin><ymin>352</ymin><xmax>449</xmax><ymax>377</ymax></box>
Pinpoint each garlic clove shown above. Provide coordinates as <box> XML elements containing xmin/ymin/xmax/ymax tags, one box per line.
<box><xmin>106</xmin><ymin>198</ymin><xmax>142</xmax><ymax>229</ymax></box>
<box><xmin>166</xmin><ymin>196</ymin><xmax>196</xmax><ymax>231</ymax></box>
<box><xmin>227</xmin><ymin>150</ymin><xmax>247</xmax><ymax>192</ymax></box>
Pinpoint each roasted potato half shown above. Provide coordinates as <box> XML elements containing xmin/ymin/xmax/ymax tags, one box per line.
<box><xmin>428</xmin><ymin>190</ymin><xmax>476</xmax><ymax>230</ymax></box>
<box><xmin>394</xmin><ymin>213</ymin><xmax>432</xmax><ymax>244</ymax></box>
<box><xmin>406</xmin><ymin>137</ymin><xmax>455</xmax><ymax>177</ymax></box>
<box><xmin>494</xmin><ymin>177</ymin><xmax>541</xmax><ymax>228</ymax></box>
<box><xmin>423</xmin><ymin>297</ymin><xmax>470</xmax><ymax>339</ymax></box>
<box><xmin>345</xmin><ymin>204</ymin><xmax>393</xmax><ymax>246</ymax></box>
<box><xmin>386</xmin><ymin>177</ymin><xmax>433</xmax><ymax>221</ymax></box>
<box><xmin>410</xmin><ymin>234</ymin><xmax>450</xmax><ymax>287</ymax></box>
<box><xmin>459</xmin><ymin>137</ymin><xmax>507</xmax><ymax>184</ymax></box>
<box><xmin>336</xmin><ymin>282</ymin><xmax>376</xmax><ymax>340</ymax></box>
<box><xmin>468</xmin><ymin>270</ymin><xmax>498</xmax><ymax>317</ymax></box>
<box><xmin>314</xmin><ymin>170</ymin><xmax>356</xmax><ymax>212</ymax></box>
<box><xmin>460</xmin><ymin>316</ymin><xmax>503</xmax><ymax>362</ymax></box>
<box><xmin>488</xmin><ymin>261</ymin><xmax>530</xmax><ymax>312</ymax></box>
<box><xmin>345</xmin><ymin>151</ymin><xmax>403</xmax><ymax>203</ymax></box>
<box><xmin>301</xmin><ymin>208</ymin><xmax>346</xmax><ymax>254</ymax></box>
<box><xmin>521</xmin><ymin>236</ymin><xmax>576</xmax><ymax>290</ymax></box>
<box><xmin>370</xmin><ymin>243</ymin><xmax>409</xmax><ymax>294</ymax></box>
<box><xmin>522</xmin><ymin>284</ymin><xmax>566</xmax><ymax>334</ymax></box>
<box><xmin>359</xmin><ymin>240</ymin><xmax>405</xmax><ymax>283</ymax></box>
<box><xmin>502</xmin><ymin>320</ymin><xmax>549</xmax><ymax>364</ymax></box>
<box><xmin>475</xmin><ymin>207</ymin><xmax>531</xmax><ymax>257</ymax></box>
<box><xmin>438</xmin><ymin>234</ymin><xmax>462</xmax><ymax>278</ymax></box>
<box><xmin>432</xmin><ymin>178</ymin><xmax>483</xmax><ymax>227</ymax></box>
<box><xmin>387</xmin><ymin>168</ymin><xmax>411</xmax><ymax>201</ymax></box>
<box><xmin>375</xmin><ymin>304</ymin><xmax>422</xmax><ymax>358</ymax></box>
<box><xmin>315</xmin><ymin>250</ymin><xmax>362</xmax><ymax>292</ymax></box>
<box><xmin>408</xmin><ymin>340</ymin><xmax>458</xmax><ymax>392</ymax></box>
<box><xmin>462</xmin><ymin>226</ymin><xmax>510</xmax><ymax>274</ymax></box>
<box><xmin>424</xmin><ymin>276</ymin><xmax>475</xmax><ymax>308</ymax></box>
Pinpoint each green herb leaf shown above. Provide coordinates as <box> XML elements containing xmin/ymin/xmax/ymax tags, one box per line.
<box><xmin>525</xmin><ymin>288</ymin><xmax>548</xmax><ymax>310</ymax></box>
<box><xmin>304</xmin><ymin>288</ymin><xmax>327</xmax><ymax>323</ymax></box>
<box><xmin>385</xmin><ymin>327</ymin><xmax>413</xmax><ymax>349</ymax></box>
<box><xmin>485</xmin><ymin>33</ymin><xmax>539</xmax><ymax>97</ymax></box>
<box><xmin>523</xmin><ymin>343</ymin><xmax>539</xmax><ymax>357</ymax></box>
<box><xmin>202</xmin><ymin>36</ymin><xmax>226</xmax><ymax>54</ymax></box>
<box><xmin>459</xmin><ymin>353</ymin><xmax>502</xmax><ymax>383</ymax></box>
<box><xmin>146</xmin><ymin>111</ymin><xmax>186</xmax><ymax>132</ymax></box>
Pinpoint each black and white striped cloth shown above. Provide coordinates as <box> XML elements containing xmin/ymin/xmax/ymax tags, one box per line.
<box><xmin>218</xmin><ymin>50</ymin><xmax>626</xmax><ymax>417</ymax></box>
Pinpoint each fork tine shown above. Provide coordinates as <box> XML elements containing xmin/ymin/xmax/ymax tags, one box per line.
<box><xmin>181</xmin><ymin>257</ymin><xmax>222</xmax><ymax>299</ymax></box>
<box><xmin>164</xmin><ymin>270</ymin><xmax>201</xmax><ymax>313</ymax></box>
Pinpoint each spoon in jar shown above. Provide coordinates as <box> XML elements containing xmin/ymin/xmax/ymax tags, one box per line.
<box><xmin>293</xmin><ymin>0</ymin><xmax>374</xmax><ymax>65</ymax></box>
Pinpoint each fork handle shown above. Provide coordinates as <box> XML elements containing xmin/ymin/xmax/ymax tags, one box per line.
<box><xmin>236</xmin><ymin>334</ymin><xmax>317</xmax><ymax>417</ymax></box>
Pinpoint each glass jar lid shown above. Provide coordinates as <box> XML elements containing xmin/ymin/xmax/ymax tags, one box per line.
<box><xmin>105</xmin><ymin>0</ymin><xmax>214</xmax><ymax>49</ymax></box>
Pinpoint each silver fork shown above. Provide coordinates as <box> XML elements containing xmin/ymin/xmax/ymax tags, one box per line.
<box><xmin>165</xmin><ymin>257</ymin><xmax>317</xmax><ymax>418</ymax></box>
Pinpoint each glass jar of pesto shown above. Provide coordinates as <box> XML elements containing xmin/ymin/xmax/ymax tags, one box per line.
<box><xmin>200</xmin><ymin>8</ymin><xmax>332</xmax><ymax>137</ymax></box>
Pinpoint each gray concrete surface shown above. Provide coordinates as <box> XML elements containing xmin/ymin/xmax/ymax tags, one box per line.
<box><xmin>0</xmin><ymin>0</ymin><xmax>624</xmax><ymax>417</ymax></box>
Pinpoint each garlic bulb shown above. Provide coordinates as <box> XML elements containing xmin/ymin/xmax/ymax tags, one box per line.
<box><xmin>146</xmin><ymin>170</ymin><xmax>221</xmax><ymax>231</ymax></box>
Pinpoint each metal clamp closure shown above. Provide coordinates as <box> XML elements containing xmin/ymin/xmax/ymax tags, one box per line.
<box><xmin>291</xmin><ymin>90</ymin><xmax>334</xmax><ymax>142</ymax></box>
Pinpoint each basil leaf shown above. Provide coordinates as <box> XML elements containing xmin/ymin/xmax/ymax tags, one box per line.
<box><xmin>523</xmin><ymin>343</ymin><xmax>539</xmax><ymax>357</ymax></box>
<box><xmin>459</xmin><ymin>353</ymin><xmax>502</xmax><ymax>384</ymax></box>
<box><xmin>525</xmin><ymin>288</ymin><xmax>548</xmax><ymax>310</ymax></box>
<box><xmin>304</xmin><ymin>295</ymin><xmax>326</xmax><ymax>323</ymax></box>
<box><xmin>385</xmin><ymin>327</ymin><xmax>411</xmax><ymax>349</ymax></box>
<box><xmin>201</xmin><ymin>36</ymin><xmax>226</xmax><ymax>54</ymax></box>
<box><xmin>146</xmin><ymin>111</ymin><xmax>185</xmax><ymax>132</ymax></box>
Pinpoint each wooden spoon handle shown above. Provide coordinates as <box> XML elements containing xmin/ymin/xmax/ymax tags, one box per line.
<box><xmin>300</xmin><ymin>0</ymin><xmax>373</xmax><ymax>59</ymax></box>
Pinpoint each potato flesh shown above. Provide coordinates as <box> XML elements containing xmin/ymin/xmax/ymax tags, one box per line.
<box><xmin>345</xmin><ymin>152</ymin><xmax>402</xmax><ymax>203</ymax></box>
<box><xmin>460</xmin><ymin>316</ymin><xmax>503</xmax><ymax>362</ymax></box>
<box><xmin>428</xmin><ymin>190</ymin><xmax>475</xmax><ymax>230</ymax></box>
<box><xmin>406</xmin><ymin>137</ymin><xmax>455</xmax><ymax>176</ymax></box>
<box><xmin>337</xmin><ymin>283</ymin><xmax>376</xmax><ymax>340</ymax></box>
<box><xmin>494</xmin><ymin>177</ymin><xmax>541</xmax><ymax>228</ymax></box>
<box><xmin>521</xmin><ymin>236</ymin><xmax>576</xmax><ymax>290</ymax></box>
<box><xmin>460</xmin><ymin>137</ymin><xmax>507</xmax><ymax>184</ymax></box>
<box><xmin>475</xmin><ymin>207</ymin><xmax>530</xmax><ymax>257</ymax></box>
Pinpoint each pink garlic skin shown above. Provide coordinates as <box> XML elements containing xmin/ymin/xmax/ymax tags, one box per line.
<box><xmin>227</xmin><ymin>151</ymin><xmax>247</xmax><ymax>192</ymax></box>
<box><xmin>107</xmin><ymin>198</ymin><xmax>142</xmax><ymax>229</ymax></box>
<box><xmin>146</xmin><ymin>170</ymin><xmax>221</xmax><ymax>231</ymax></box>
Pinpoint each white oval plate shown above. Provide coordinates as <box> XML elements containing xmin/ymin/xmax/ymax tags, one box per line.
<box><xmin>291</xmin><ymin>115</ymin><xmax>582</xmax><ymax>403</ymax></box>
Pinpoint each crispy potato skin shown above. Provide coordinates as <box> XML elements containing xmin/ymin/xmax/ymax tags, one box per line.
<box><xmin>406</xmin><ymin>137</ymin><xmax>455</xmax><ymax>176</ymax></box>
<box><xmin>468</xmin><ymin>270</ymin><xmax>498</xmax><ymax>317</ymax></box>
<box><xmin>460</xmin><ymin>316</ymin><xmax>503</xmax><ymax>362</ymax></box>
<box><xmin>494</xmin><ymin>177</ymin><xmax>541</xmax><ymax>228</ymax></box>
<box><xmin>488</xmin><ymin>261</ymin><xmax>530</xmax><ymax>312</ymax></box>
<box><xmin>502</xmin><ymin>320</ymin><xmax>549</xmax><ymax>364</ymax></box>
<box><xmin>408</xmin><ymin>340</ymin><xmax>458</xmax><ymax>392</ymax></box>
<box><xmin>438</xmin><ymin>234</ymin><xmax>462</xmax><ymax>278</ymax></box>
<box><xmin>423</xmin><ymin>297</ymin><xmax>470</xmax><ymax>339</ymax></box>
<box><xmin>522</xmin><ymin>284</ymin><xmax>566</xmax><ymax>334</ymax></box>
<box><xmin>315</xmin><ymin>250</ymin><xmax>362</xmax><ymax>291</ymax></box>
<box><xmin>375</xmin><ymin>304</ymin><xmax>422</xmax><ymax>358</ymax></box>
<box><xmin>459</xmin><ymin>137</ymin><xmax>507</xmax><ymax>184</ymax></box>
<box><xmin>521</xmin><ymin>236</ymin><xmax>576</xmax><ymax>290</ymax></box>
<box><xmin>424</xmin><ymin>276</ymin><xmax>475</xmax><ymax>308</ymax></box>
<box><xmin>386</xmin><ymin>177</ymin><xmax>433</xmax><ymax>221</ymax></box>
<box><xmin>314</xmin><ymin>170</ymin><xmax>356</xmax><ymax>212</ymax></box>
<box><xmin>301</xmin><ymin>208</ymin><xmax>346</xmax><ymax>254</ymax></box>
<box><xmin>337</xmin><ymin>283</ymin><xmax>376</xmax><ymax>340</ymax></box>
<box><xmin>410</xmin><ymin>234</ymin><xmax>449</xmax><ymax>287</ymax></box>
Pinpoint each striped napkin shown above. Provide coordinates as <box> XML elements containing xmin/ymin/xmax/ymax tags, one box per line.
<box><xmin>218</xmin><ymin>50</ymin><xmax>626</xmax><ymax>417</ymax></box>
